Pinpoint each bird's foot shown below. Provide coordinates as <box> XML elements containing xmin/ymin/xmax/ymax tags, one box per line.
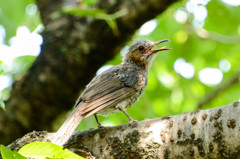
<box><xmin>97</xmin><ymin>123</ymin><xmax>105</xmax><ymax>129</ymax></box>
<box><xmin>128</xmin><ymin>119</ymin><xmax>137</xmax><ymax>127</ymax></box>
<box><xmin>94</xmin><ymin>114</ymin><xmax>104</xmax><ymax>128</ymax></box>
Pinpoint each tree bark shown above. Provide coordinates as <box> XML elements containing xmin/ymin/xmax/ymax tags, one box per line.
<box><xmin>0</xmin><ymin>0</ymin><xmax>177</xmax><ymax>145</ymax></box>
<box><xmin>8</xmin><ymin>102</ymin><xmax>240</xmax><ymax>158</ymax></box>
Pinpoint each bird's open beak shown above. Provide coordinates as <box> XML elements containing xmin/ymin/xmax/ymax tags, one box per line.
<box><xmin>147</xmin><ymin>40</ymin><xmax>170</xmax><ymax>58</ymax></box>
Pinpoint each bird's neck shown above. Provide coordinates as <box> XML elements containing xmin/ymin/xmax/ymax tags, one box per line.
<box><xmin>122</xmin><ymin>59</ymin><xmax>148</xmax><ymax>71</ymax></box>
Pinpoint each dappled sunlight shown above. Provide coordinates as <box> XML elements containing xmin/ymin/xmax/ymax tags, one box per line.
<box><xmin>0</xmin><ymin>26</ymin><xmax>43</xmax><ymax>96</ymax></box>
<box><xmin>26</xmin><ymin>4</ymin><xmax>37</xmax><ymax>16</ymax></box>
<box><xmin>174</xmin><ymin>58</ymin><xmax>195</xmax><ymax>79</ymax></box>
<box><xmin>0</xmin><ymin>26</ymin><xmax>42</xmax><ymax>67</ymax></box>
<box><xmin>174</xmin><ymin>9</ymin><xmax>188</xmax><ymax>24</ymax></box>
<box><xmin>0</xmin><ymin>25</ymin><xmax>5</xmax><ymax>44</ymax></box>
<box><xmin>186</xmin><ymin>0</ymin><xmax>210</xmax><ymax>28</ymax></box>
<box><xmin>100</xmin><ymin>120</ymin><xmax>115</xmax><ymax>127</ymax></box>
<box><xmin>222</xmin><ymin>0</ymin><xmax>240</xmax><ymax>6</ymax></box>
<box><xmin>219</xmin><ymin>59</ymin><xmax>231</xmax><ymax>72</ymax></box>
<box><xmin>9</xmin><ymin>26</ymin><xmax>42</xmax><ymax>57</ymax></box>
<box><xmin>138</xmin><ymin>20</ymin><xmax>157</xmax><ymax>36</ymax></box>
<box><xmin>0</xmin><ymin>75</ymin><xmax>12</xmax><ymax>92</ymax></box>
<box><xmin>0</xmin><ymin>25</ymin><xmax>43</xmax><ymax>99</ymax></box>
<box><xmin>157</xmin><ymin>72</ymin><xmax>175</xmax><ymax>89</ymax></box>
<box><xmin>198</xmin><ymin>68</ymin><xmax>223</xmax><ymax>85</ymax></box>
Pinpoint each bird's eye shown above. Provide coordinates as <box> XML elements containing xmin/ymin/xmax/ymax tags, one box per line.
<box><xmin>138</xmin><ymin>46</ymin><xmax>144</xmax><ymax>51</ymax></box>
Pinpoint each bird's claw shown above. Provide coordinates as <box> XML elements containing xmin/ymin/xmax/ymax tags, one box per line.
<box><xmin>128</xmin><ymin>119</ymin><xmax>137</xmax><ymax>127</ymax></box>
<box><xmin>97</xmin><ymin>124</ymin><xmax>105</xmax><ymax>129</ymax></box>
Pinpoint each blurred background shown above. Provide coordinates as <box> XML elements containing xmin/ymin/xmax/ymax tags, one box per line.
<box><xmin>0</xmin><ymin>0</ymin><xmax>240</xmax><ymax>130</ymax></box>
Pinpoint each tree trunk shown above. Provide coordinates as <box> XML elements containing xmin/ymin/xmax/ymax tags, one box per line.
<box><xmin>0</xmin><ymin>0</ymin><xmax>177</xmax><ymax>145</ymax></box>
<box><xmin>8</xmin><ymin>102</ymin><xmax>240</xmax><ymax>158</ymax></box>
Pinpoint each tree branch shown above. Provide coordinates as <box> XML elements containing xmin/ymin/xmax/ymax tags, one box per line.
<box><xmin>7</xmin><ymin>102</ymin><xmax>240</xmax><ymax>158</ymax></box>
<box><xmin>197</xmin><ymin>71</ymin><xmax>240</xmax><ymax>109</ymax></box>
<box><xmin>195</xmin><ymin>28</ymin><xmax>240</xmax><ymax>44</ymax></box>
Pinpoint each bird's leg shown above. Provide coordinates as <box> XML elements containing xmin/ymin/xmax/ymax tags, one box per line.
<box><xmin>94</xmin><ymin>114</ymin><xmax>104</xmax><ymax>128</ymax></box>
<box><xmin>119</xmin><ymin>108</ymin><xmax>135</xmax><ymax>123</ymax></box>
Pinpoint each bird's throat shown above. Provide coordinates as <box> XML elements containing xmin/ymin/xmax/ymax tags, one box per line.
<box><xmin>128</xmin><ymin>53</ymin><xmax>148</xmax><ymax>70</ymax></box>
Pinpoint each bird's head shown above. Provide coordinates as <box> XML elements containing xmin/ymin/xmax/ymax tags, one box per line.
<box><xmin>122</xmin><ymin>39</ymin><xmax>170</xmax><ymax>69</ymax></box>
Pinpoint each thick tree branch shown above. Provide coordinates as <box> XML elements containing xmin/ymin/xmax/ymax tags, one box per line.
<box><xmin>8</xmin><ymin>102</ymin><xmax>240</xmax><ymax>158</ymax></box>
<box><xmin>0</xmin><ymin>0</ymin><xmax>177</xmax><ymax>144</ymax></box>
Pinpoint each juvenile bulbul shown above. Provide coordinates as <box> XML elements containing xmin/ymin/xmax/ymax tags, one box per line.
<box><xmin>52</xmin><ymin>39</ymin><xmax>170</xmax><ymax>145</ymax></box>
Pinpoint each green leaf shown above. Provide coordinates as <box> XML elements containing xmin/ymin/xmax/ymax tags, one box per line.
<box><xmin>0</xmin><ymin>98</ymin><xmax>5</xmax><ymax>110</ymax></box>
<box><xmin>205</xmin><ymin>0</ymin><xmax>240</xmax><ymax>35</ymax></box>
<box><xmin>12</xmin><ymin>55</ymin><xmax>36</xmax><ymax>77</ymax></box>
<box><xmin>62</xmin><ymin>7</ymin><xmax>127</xmax><ymax>35</ymax></box>
<box><xmin>82</xmin><ymin>0</ymin><xmax>98</xmax><ymax>6</ymax></box>
<box><xmin>0</xmin><ymin>145</ymin><xmax>26</xmax><ymax>159</ymax></box>
<box><xmin>18</xmin><ymin>142</ymin><xmax>84</xmax><ymax>159</ymax></box>
<box><xmin>0</xmin><ymin>60</ymin><xmax>3</xmax><ymax>75</ymax></box>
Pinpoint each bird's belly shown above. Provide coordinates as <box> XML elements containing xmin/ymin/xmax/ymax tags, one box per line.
<box><xmin>96</xmin><ymin>90</ymin><xmax>143</xmax><ymax>116</ymax></box>
<box><xmin>96</xmin><ymin>100</ymin><xmax>129</xmax><ymax>116</ymax></box>
<box><xmin>96</xmin><ymin>107</ymin><xmax>119</xmax><ymax>116</ymax></box>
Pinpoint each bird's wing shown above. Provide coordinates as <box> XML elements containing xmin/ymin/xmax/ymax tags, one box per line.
<box><xmin>76</xmin><ymin>67</ymin><xmax>146</xmax><ymax>117</ymax></box>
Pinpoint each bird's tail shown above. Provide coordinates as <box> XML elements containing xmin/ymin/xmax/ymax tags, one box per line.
<box><xmin>52</xmin><ymin>106</ymin><xmax>83</xmax><ymax>146</ymax></box>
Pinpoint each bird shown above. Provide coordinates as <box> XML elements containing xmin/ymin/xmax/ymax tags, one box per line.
<box><xmin>52</xmin><ymin>39</ymin><xmax>170</xmax><ymax>145</ymax></box>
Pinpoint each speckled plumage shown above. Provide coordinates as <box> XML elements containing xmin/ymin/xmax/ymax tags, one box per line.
<box><xmin>52</xmin><ymin>39</ymin><xmax>169</xmax><ymax>145</ymax></box>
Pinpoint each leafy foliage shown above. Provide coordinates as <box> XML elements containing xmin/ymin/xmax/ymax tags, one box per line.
<box><xmin>18</xmin><ymin>142</ymin><xmax>84</xmax><ymax>159</ymax></box>
<box><xmin>0</xmin><ymin>0</ymin><xmax>41</xmax><ymax>44</ymax></box>
<box><xmin>0</xmin><ymin>98</ymin><xmax>5</xmax><ymax>110</ymax></box>
<box><xmin>62</xmin><ymin>7</ymin><xmax>127</xmax><ymax>35</ymax></box>
<box><xmin>0</xmin><ymin>145</ymin><xmax>26</xmax><ymax>159</ymax></box>
<box><xmin>0</xmin><ymin>143</ymin><xmax>84</xmax><ymax>159</ymax></box>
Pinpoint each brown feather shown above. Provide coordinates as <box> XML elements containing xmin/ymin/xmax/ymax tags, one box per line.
<box><xmin>82</xmin><ymin>87</ymin><xmax>136</xmax><ymax>117</ymax></box>
<box><xmin>52</xmin><ymin>104</ymin><xmax>84</xmax><ymax>145</ymax></box>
